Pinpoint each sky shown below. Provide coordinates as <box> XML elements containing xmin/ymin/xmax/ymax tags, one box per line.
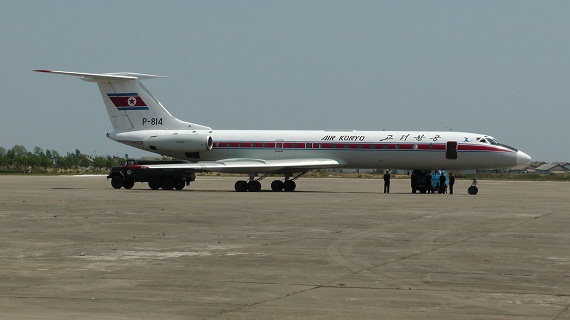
<box><xmin>1</xmin><ymin>0</ymin><xmax>568</xmax><ymax>162</ymax></box>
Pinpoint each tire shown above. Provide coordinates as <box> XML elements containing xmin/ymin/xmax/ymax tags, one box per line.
<box><xmin>175</xmin><ymin>180</ymin><xmax>185</xmax><ymax>190</ymax></box>
<box><xmin>161</xmin><ymin>176</ymin><xmax>175</xmax><ymax>190</ymax></box>
<box><xmin>234</xmin><ymin>180</ymin><xmax>248</xmax><ymax>192</ymax></box>
<box><xmin>148</xmin><ymin>176</ymin><xmax>161</xmax><ymax>190</ymax></box>
<box><xmin>468</xmin><ymin>186</ymin><xmax>478</xmax><ymax>195</ymax></box>
<box><xmin>123</xmin><ymin>179</ymin><xmax>135</xmax><ymax>189</ymax></box>
<box><xmin>247</xmin><ymin>180</ymin><xmax>262</xmax><ymax>192</ymax></box>
<box><xmin>283</xmin><ymin>180</ymin><xmax>296</xmax><ymax>192</ymax></box>
<box><xmin>111</xmin><ymin>175</ymin><xmax>123</xmax><ymax>189</ymax></box>
<box><xmin>271</xmin><ymin>180</ymin><xmax>284</xmax><ymax>191</ymax></box>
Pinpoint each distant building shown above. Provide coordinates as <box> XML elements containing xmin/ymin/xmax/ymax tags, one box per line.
<box><xmin>508</xmin><ymin>161</ymin><xmax>544</xmax><ymax>174</ymax></box>
<box><xmin>535</xmin><ymin>162</ymin><xmax>570</xmax><ymax>174</ymax></box>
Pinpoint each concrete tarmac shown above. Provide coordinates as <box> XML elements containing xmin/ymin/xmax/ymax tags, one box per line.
<box><xmin>0</xmin><ymin>175</ymin><xmax>569</xmax><ymax>319</ymax></box>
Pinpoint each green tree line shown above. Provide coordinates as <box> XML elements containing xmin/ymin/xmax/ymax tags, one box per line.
<box><xmin>0</xmin><ymin>145</ymin><xmax>125</xmax><ymax>173</ymax></box>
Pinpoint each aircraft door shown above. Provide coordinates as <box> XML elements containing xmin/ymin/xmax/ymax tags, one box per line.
<box><xmin>446</xmin><ymin>141</ymin><xmax>458</xmax><ymax>159</ymax></box>
<box><xmin>275</xmin><ymin>139</ymin><xmax>283</xmax><ymax>152</ymax></box>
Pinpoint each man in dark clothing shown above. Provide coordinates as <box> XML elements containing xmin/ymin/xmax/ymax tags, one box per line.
<box><xmin>439</xmin><ymin>174</ymin><xmax>446</xmax><ymax>194</ymax></box>
<box><xmin>449</xmin><ymin>172</ymin><xmax>455</xmax><ymax>194</ymax></box>
<box><xmin>426</xmin><ymin>173</ymin><xmax>432</xmax><ymax>193</ymax></box>
<box><xmin>383</xmin><ymin>170</ymin><xmax>390</xmax><ymax>193</ymax></box>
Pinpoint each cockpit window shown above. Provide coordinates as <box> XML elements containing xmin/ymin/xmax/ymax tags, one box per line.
<box><xmin>479</xmin><ymin>137</ymin><xmax>500</xmax><ymax>145</ymax></box>
<box><xmin>477</xmin><ymin>136</ymin><xmax>517</xmax><ymax>151</ymax></box>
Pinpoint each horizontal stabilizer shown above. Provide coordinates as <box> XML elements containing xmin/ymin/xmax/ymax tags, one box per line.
<box><xmin>34</xmin><ymin>70</ymin><xmax>166</xmax><ymax>82</ymax></box>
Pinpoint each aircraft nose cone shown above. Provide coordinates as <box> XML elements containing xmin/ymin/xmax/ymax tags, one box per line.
<box><xmin>516</xmin><ymin>150</ymin><xmax>531</xmax><ymax>165</ymax></box>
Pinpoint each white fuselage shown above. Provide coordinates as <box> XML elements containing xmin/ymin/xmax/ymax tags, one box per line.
<box><xmin>109</xmin><ymin>129</ymin><xmax>530</xmax><ymax>171</ymax></box>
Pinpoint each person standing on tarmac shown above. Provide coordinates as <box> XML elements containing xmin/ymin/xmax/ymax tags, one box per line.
<box><xmin>383</xmin><ymin>170</ymin><xmax>390</xmax><ymax>193</ymax></box>
<box><xmin>449</xmin><ymin>172</ymin><xmax>455</xmax><ymax>194</ymax></box>
<box><xmin>439</xmin><ymin>174</ymin><xmax>446</xmax><ymax>194</ymax></box>
<box><xmin>426</xmin><ymin>172</ymin><xmax>432</xmax><ymax>193</ymax></box>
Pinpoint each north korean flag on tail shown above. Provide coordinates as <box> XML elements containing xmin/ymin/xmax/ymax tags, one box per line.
<box><xmin>107</xmin><ymin>93</ymin><xmax>149</xmax><ymax>110</ymax></box>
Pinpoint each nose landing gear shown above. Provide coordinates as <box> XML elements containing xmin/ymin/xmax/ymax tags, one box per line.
<box><xmin>468</xmin><ymin>176</ymin><xmax>478</xmax><ymax>195</ymax></box>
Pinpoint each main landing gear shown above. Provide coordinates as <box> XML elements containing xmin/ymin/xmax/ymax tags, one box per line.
<box><xmin>234</xmin><ymin>172</ymin><xmax>306</xmax><ymax>192</ymax></box>
<box><xmin>234</xmin><ymin>179</ymin><xmax>260</xmax><ymax>192</ymax></box>
<box><xmin>272</xmin><ymin>179</ymin><xmax>296</xmax><ymax>192</ymax></box>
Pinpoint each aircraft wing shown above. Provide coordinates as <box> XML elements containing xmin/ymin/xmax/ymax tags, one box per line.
<box><xmin>139</xmin><ymin>158</ymin><xmax>341</xmax><ymax>174</ymax></box>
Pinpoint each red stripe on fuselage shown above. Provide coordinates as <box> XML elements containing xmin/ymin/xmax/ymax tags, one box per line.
<box><xmin>458</xmin><ymin>145</ymin><xmax>508</xmax><ymax>152</ymax></box>
<box><xmin>209</xmin><ymin>141</ymin><xmax>511</xmax><ymax>153</ymax></box>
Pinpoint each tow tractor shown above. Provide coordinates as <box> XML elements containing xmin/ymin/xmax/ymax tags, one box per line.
<box><xmin>107</xmin><ymin>159</ymin><xmax>196</xmax><ymax>190</ymax></box>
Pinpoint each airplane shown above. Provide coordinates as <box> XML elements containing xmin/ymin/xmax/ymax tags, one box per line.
<box><xmin>35</xmin><ymin>69</ymin><xmax>531</xmax><ymax>194</ymax></box>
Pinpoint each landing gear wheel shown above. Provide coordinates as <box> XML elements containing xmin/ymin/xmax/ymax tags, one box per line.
<box><xmin>111</xmin><ymin>175</ymin><xmax>123</xmax><ymax>189</ymax></box>
<box><xmin>468</xmin><ymin>175</ymin><xmax>479</xmax><ymax>195</ymax></box>
<box><xmin>148</xmin><ymin>176</ymin><xmax>161</xmax><ymax>190</ymax></box>
<box><xmin>283</xmin><ymin>180</ymin><xmax>296</xmax><ymax>192</ymax></box>
<box><xmin>175</xmin><ymin>180</ymin><xmax>185</xmax><ymax>190</ymax></box>
<box><xmin>247</xmin><ymin>180</ymin><xmax>262</xmax><ymax>192</ymax></box>
<box><xmin>123</xmin><ymin>179</ymin><xmax>135</xmax><ymax>189</ymax></box>
<box><xmin>234</xmin><ymin>180</ymin><xmax>248</xmax><ymax>192</ymax></box>
<box><xmin>161</xmin><ymin>177</ymin><xmax>175</xmax><ymax>190</ymax></box>
<box><xmin>271</xmin><ymin>180</ymin><xmax>284</xmax><ymax>191</ymax></box>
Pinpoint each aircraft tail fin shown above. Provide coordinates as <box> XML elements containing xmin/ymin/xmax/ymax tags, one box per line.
<box><xmin>34</xmin><ymin>70</ymin><xmax>211</xmax><ymax>132</ymax></box>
